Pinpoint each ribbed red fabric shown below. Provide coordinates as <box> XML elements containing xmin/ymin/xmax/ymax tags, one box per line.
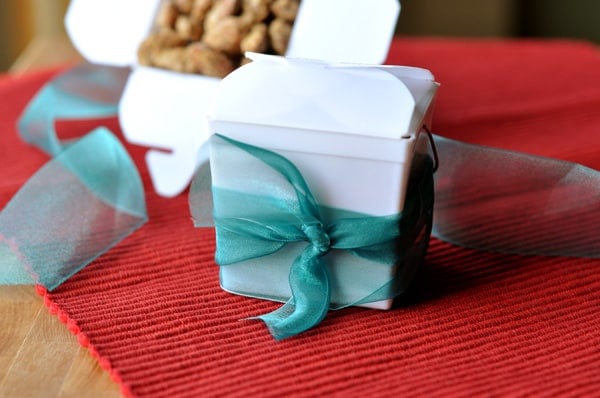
<box><xmin>1</xmin><ymin>39</ymin><xmax>599</xmax><ymax>397</ymax></box>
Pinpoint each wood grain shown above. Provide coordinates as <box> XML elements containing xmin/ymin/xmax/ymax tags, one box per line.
<box><xmin>0</xmin><ymin>286</ymin><xmax>122</xmax><ymax>397</ymax></box>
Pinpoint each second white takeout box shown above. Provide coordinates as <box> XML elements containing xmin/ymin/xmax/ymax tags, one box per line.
<box><xmin>65</xmin><ymin>0</ymin><xmax>402</xmax><ymax>197</ymax></box>
<box><xmin>208</xmin><ymin>53</ymin><xmax>439</xmax><ymax>309</ymax></box>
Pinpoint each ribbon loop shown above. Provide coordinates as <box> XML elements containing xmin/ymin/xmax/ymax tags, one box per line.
<box><xmin>2</xmin><ymin>64</ymin><xmax>147</xmax><ymax>290</ymax></box>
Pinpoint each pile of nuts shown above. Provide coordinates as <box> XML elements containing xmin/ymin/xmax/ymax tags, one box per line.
<box><xmin>138</xmin><ymin>0</ymin><xmax>301</xmax><ymax>78</ymax></box>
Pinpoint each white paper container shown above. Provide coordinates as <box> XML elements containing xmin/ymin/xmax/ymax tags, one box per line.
<box><xmin>208</xmin><ymin>54</ymin><xmax>439</xmax><ymax>309</ymax></box>
<box><xmin>65</xmin><ymin>0</ymin><xmax>401</xmax><ymax>197</ymax></box>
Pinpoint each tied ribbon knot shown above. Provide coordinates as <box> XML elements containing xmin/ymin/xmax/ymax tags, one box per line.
<box><xmin>302</xmin><ymin>222</ymin><xmax>330</xmax><ymax>255</ymax></box>
<box><xmin>204</xmin><ymin>134</ymin><xmax>433</xmax><ymax>340</ymax></box>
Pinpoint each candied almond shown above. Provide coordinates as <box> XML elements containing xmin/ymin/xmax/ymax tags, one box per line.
<box><xmin>203</xmin><ymin>16</ymin><xmax>244</xmax><ymax>54</ymax></box>
<box><xmin>137</xmin><ymin>30</ymin><xmax>188</xmax><ymax>65</ymax></box>
<box><xmin>174</xmin><ymin>0</ymin><xmax>195</xmax><ymax>14</ymax></box>
<box><xmin>175</xmin><ymin>15</ymin><xmax>203</xmax><ymax>40</ymax></box>
<box><xmin>271</xmin><ymin>0</ymin><xmax>299</xmax><ymax>21</ymax></box>
<box><xmin>153</xmin><ymin>47</ymin><xmax>189</xmax><ymax>72</ymax></box>
<box><xmin>190</xmin><ymin>0</ymin><xmax>213</xmax><ymax>23</ymax></box>
<box><xmin>268</xmin><ymin>18</ymin><xmax>292</xmax><ymax>55</ymax></box>
<box><xmin>242</xmin><ymin>0</ymin><xmax>271</xmax><ymax>23</ymax></box>
<box><xmin>186</xmin><ymin>43</ymin><xmax>236</xmax><ymax>77</ymax></box>
<box><xmin>241</xmin><ymin>23</ymin><xmax>269</xmax><ymax>53</ymax></box>
<box><xmin>139</xmin><ymin>0</ymin><xmax>301</xmax><ymax>75</ymax></box>
<box><xmin>156</xmin><ymin>1</ymin><xmax>179</xmax><ymax>29</ymax></box>
<box><xmin>151</xmin><ymin>29</ymin><xmax>188</xmax><ymax>48</ymax></box>
<box><xmin>204</xmin><ymin>0</ymin><xmax>241</xmax><ymax>32</ymax></box>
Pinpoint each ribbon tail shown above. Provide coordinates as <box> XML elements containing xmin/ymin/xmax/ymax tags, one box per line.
<box><xmin>432</xmin><ymin>135</ymin><xmax>600</xmax><ymax>258</ymax></box>
<box><xmin>257</xmin><ymin>247</ymin><xmax>331</xmax><ymax>340</ymax></box>
<box><xmin>18</xmin><ymin>63</ymin><xmax>129</xmax><ymax>157</ymax></box>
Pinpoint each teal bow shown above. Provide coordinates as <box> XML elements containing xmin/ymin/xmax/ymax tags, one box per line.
<box><xmin>208</xmin><ymin>135</ymin><xmax>434</xmax><ymax>340</ymax></box>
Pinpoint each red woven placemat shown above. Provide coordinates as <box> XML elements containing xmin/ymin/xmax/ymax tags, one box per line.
<box><xmin>2</xmin><ymin>39</ymin><xmax>599</xmax><ymax>397</ymax></box>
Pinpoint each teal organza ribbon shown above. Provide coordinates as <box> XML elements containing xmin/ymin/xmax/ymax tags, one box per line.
<box><xmin>1</xmin><ymin>64</ymin><xmax>147</xmax><ymax>289</ymax></box>
<box><xmin>191</xmin><ymin>131</ymin><xmax>599</xmax><ymax>339</ymax></box>
<box><xmin>432</xmin><ymin>136</ymin><xmax>600</xmax><ymax>259</ymax></box>
<box><xmin>191</xmin><ymin>134</ymin><xmax>434</xmax><ymax>340</ymax></box>
<box><xmin>18</xmin><ymin>63</ymin><xmax>129</xmax><ymax>157</ymax></box>
<box><xmin>4</xmin><ymin>63</ymin><xmax>598</xmax><ymax>339</ymax></box>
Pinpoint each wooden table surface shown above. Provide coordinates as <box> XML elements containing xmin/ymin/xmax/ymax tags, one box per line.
<box><xmin>1</xmin><ymin>36</ymin><xmax>123</xmax><ymax>398</ymax></box>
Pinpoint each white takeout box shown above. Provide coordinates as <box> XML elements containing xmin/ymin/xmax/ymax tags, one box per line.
<box><xmin>65</xmin><ymin>0</ymin><xmax>402</xmax><ymax>197</ymax></box>
<box><xmin>208</xmin><ymin>53</ymin><xmax>439</xmax><ymax>309</ymax></box>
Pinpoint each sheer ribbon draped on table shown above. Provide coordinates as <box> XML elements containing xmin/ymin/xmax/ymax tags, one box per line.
<box><xmin>0</xmin><ymin>62</ymin><xmax>599</xmax><ymax>338</ymax></box>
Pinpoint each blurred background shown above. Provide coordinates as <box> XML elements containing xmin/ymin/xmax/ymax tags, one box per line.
<box><xmin>1</xmin><ymin>0</ymin><xmax>599</xmax><ymax>72</ymax></box>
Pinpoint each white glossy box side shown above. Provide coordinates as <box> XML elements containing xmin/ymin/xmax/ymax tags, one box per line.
<box><xmin>210</xmin><ymin>121</ymin><xmax>418</xmax><ymax>215</ymax></box>
<box><xmin>210</xmin><ymin>121</ymin><xmax>429</xmax><ymax>309</ymax></box>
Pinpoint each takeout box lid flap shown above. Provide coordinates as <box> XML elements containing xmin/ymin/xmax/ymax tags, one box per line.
<box><xmin>286</xmin><ymin>0</ymin><xmax>400</xmax><ymax>64</ymax></box>
<box><xmin>65</xmin><ymin>0</ymin><xmax>400</xmax><ymax>67</ymax></box>
<box><xmin>209</xmin><ymin>53</ymin><xmax>438</xmax><ymax>139</ymax></box>
<box><xmin>65</xmin><ymin>0</ymin><xmax>162</xmax><ymax>66</ymax></box>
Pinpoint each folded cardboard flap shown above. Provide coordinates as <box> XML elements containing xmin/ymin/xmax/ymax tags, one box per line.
<box><xmin>339</xmin><ymin>65</ymin><xmax>439</xmax><ymax>135</ymax></box>
<box><xmin>118</xmin><ymin>67</ymin><xmax>220</xmax><ymax>196</ymax></box>
<box><xmin>65</xmin><ymin>0</ymin><xmax>403</xmax><ymax>197</ymax></box>
<box><xmin>208</xmin><ymin>54</ymin><xmax>438</xmax><ymax>216</ymax></box>
<box><xmin>65</xmin><ymin>0</ymin><xmax>162</xmax><ymax>66</ymax></box>
<box><xmin>286</xmin><ymin>0</ymin><xmax>400</xmax><ymax>64</ymax></box>
<box><xmin>211</xmin><ymin>53</ymin><xmax>438</xmax><ymax>140</ymax></box>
